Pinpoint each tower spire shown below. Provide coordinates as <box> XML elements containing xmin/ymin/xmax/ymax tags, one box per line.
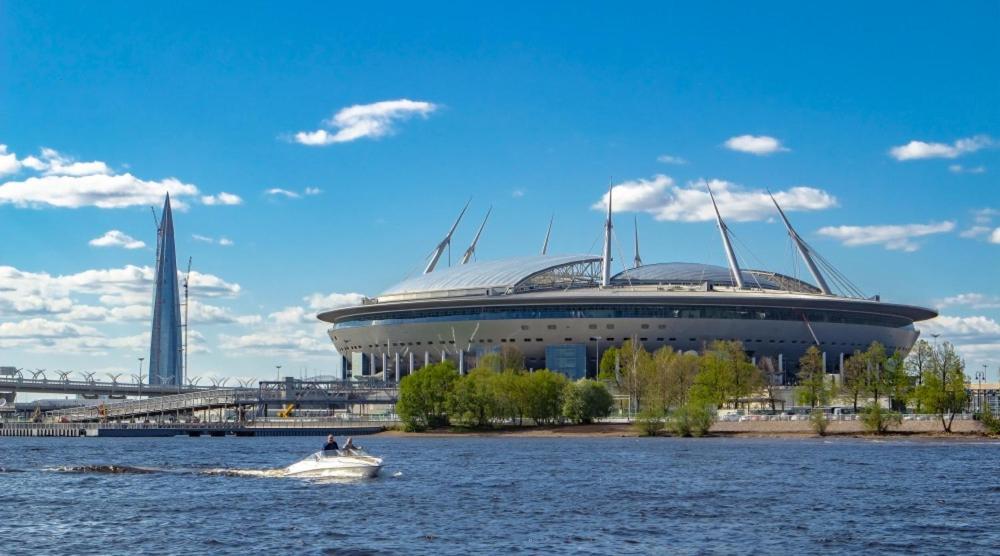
<box><xmin>460</xmin><ymin>206</ymin><xmax>491</xmax><ymax>265</ymax></box>
<box><xmin>769</xmin><ymin>191</ymin><xmax>832</xmax><ymax>295</ymax></box>
<box><xmin>541</xmin><ymin>214</ymin><xmax>553</xmax><ymax>255</ymax></box>
<box><xmin>424</xmin><ymin>199</ymin><xmax>470</xmax><ymax>274</ymax></box>
<box><xmin>706</xmin><ymin>183</ymin><xmax>744</xmax><ymax>289</ymax></box>
<box><xmin>633</xmin><ymin>216</ymin><xmax>642</xmax><ymax>268</ymax></box>
<box><xmin>149</xmin><ymin>194</ymin><xmax>182</xmax><ymax>386</ymax></box>
<box><xmin>601</xmin><ymin>183</ymin><xmax>613</xmax><ymax>287</ymax></box>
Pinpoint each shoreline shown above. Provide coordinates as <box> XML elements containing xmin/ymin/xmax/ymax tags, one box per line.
<box><xmin>378</xmin><ymin>422</ymin><xmax>998</xmax><ymax>441</ymax></box>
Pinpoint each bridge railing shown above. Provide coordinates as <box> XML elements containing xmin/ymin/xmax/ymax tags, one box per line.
<box><xmin>47</xmin><ymin>388</ymin><xmax>258</xmax><ymax>421</ymax></box>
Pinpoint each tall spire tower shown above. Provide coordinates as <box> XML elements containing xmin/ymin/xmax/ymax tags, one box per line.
<box><xmin>149</xmin><ymin>194</ymin><xmax>182</xmax><ymax>386</ymax></box>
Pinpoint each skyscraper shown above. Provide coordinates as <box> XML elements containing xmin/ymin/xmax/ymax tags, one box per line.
<box><xmin>149</xmin><ymin>194</ymin><xmax>182</xmax><ymax>386</ymax></box>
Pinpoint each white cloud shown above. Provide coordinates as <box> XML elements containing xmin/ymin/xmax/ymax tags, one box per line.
<box><xmin>973</xmin><ymin>208</ymin><xmax>999</xmax><ymax>225</ymax></box>
<box><xmin>306</xmin><ymin>292</ymin><xmax>365</xmax><ymax>311</ymax></box>
<box><xmin>918</xmin><ymin>315</ymin><xmax>1000</xmax><ymax>342</ymax></box>
<box><xmin>265</xmin><ymin>188</ymin><xmax>301</xmax><ymax>199</ymax></box>
<box><xmin>201</xmin><ymin>192</ymin><xmax>243</xmax><ymax>205</ymax></box>
<box><xmin>656</xmin><ymin>154</ymin><xmax>687</xmax><ymax>165</ymax></box>
<box><xmin>512</xmin><ymin>189</ymin><xmax>525</xmax><ymax>198</ymax></box>
<box><xmin>723</xmin><ymin>135</ymin><xmax>788</xmax><ymax>156</ymax></box>
<box><xmin>293</xmin><ymin>99</ymin><xmax>438</xmax><ymax>146</ymax></box>
<box><xmin>592</xmin><ymin>174</ymin><xmax>836</xmax><ymax>222</ymax></box>
<box><xmin>960</xmin><ymin>226</ymin><xmax>992</xmax><ymax>239</ymax></box>
<box><xmin>88</xmin><ymin>230</ymin><xmax>146</xmax><ymax>250</ymax></box>
<box><xmin>21</xmin><ymin>155</ymin><xmax>46</xmax><ymax>171</ymax></box>
<box><xmin>936</xmin><ymin>293</ymin><xmax>1000</xmax><ymax>310</ymax></box>
<box><xmin>949</xmin><ymin>164</ymin><xmax>986</xmax><ymax>174</ymax></box>
<box><xmin>991</xmin><ymin>228</ymin><xmax>1000</xmax><ymax>244</ymax></box>
<box><xmin>304</xmin><ymin>187</ymin><xmax>322</xmax><ymax>196</ymax></box>
<box><xmin>817</xmin><ymin>221</ymin><xmax>955</xmax><ymax>252</ymax></box>
<box><xmin>218</xmin><ymin>330</ymin><xmax>335</xmax><ymax>356</ymax></box>
<box><xmin>192</xmin><ymin>234</ymin><xmax>234</xmax><ymax>247</ymax></box>
<box><xmin>0</xmin><ymin>172</ymin><xmax>199</xmax><ymax>209</ymax></box>
<box><xmin>0</xmin><ymin>145</ymin><xmax>22</xmax><ymax>176</ymax></box>
<box><xmin>889</xmin><ymin>135</ymin><xmax>993</xmax><ymax>161</ymax></box>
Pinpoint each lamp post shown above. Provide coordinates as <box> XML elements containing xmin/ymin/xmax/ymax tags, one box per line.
<box><xmin>138</xmin><ymin>357</ymin><xmax>145</xmax><ymax>400</ymax></box>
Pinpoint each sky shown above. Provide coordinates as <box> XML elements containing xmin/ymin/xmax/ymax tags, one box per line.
<box><xmin>1</xmin><ymin>1</ymin><xmax>998</xmax><ymax>386</ymax></box>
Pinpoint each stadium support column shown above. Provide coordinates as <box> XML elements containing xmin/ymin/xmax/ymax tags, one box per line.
<box><xmin>459</xmin><ymin>349</ymin><xmax>465</xmax><ymax>375</ymax></box>
<box><xmin>839</xmin><ymin>352</ymin><xmax>844</xmax><ymax>373</ymax></box>
<box><xmin>382</xmin><ymin>353</ymin><xmax>388</xmax><ymax>382</ymax></box>
<box><xmin>370</xmin><ymin>353</ymin><xmax>377</xmax><ymax>378</ymax></box>
<box><xmin>441</xmin><ymin>349</ymin><xmax>446</xmax><ymax>363</ymax></box>
<box><xmin>778</xmin><ymin>353</ymin><xmax>784</xmax><ymax>383</ymax></box>
<box><xmin>424</xmin><ymin>351</ymin><xmax>429</xmax><ymax>368</ymax></box>
<box><xmin>394</xmin><ymin>352</ymin><xmax>400</xmax><ymax>382</ymax></box>
<box><xmin>409</xmin><ymin>352</ymin><xmax>415</xmax><ymax>375</ymax></box>
<box><xmin>822</xmin><ymin>351</ymin><xmax>827</xmax><ymax>373</ymax></box>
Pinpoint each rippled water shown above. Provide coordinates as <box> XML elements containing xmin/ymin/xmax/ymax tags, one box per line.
<box><xmin>2</xmin><ymin>435</ymin><xmax>999</xmax><ymax>555</ymax></box>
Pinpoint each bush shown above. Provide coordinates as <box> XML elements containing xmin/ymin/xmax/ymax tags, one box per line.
<box><xmin>809</xmin><ymin>409</ymin><xmax>829</xmax><ymax>436</ymax></box>
<box><xmin>563</xmin><ymin>379</ymin><xmax>614</xmax><ymax>424</ymax></box>
<box><xmin>980</xmin><ymin>407</ymin><xmax>1000</xmax><ymax>436</ymax></box>
<box><xmin>668</xmin><ymin>403</ymin><xmax>715</xmax><ymax>437</ymax></box>
<box><xmin>635</xmin><ymin>408</ymin><xmax>666</xmax><ymax>436</ymax></box>
<box><xmin>860</xmin><ymin>404</ymin><xmax>901</xmax><ymax>435</ymax></box>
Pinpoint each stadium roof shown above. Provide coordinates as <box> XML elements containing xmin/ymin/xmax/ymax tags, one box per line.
<box><xmin>380</xmin><ymin>254</ymin><xmax>601</xmax><ymax>298</ymax></box>
<box><xmin>612</xmin><ymin>262</ymin><xmax>820</xmax><ymax>293</ymax></box>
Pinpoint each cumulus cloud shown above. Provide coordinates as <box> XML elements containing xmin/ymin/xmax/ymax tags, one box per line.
<box><xmin>723</xmin><ymin>135</ymin><xmax>788</xmax><ymax>156</ymax></box>
<box><xmin>960</xmin><ymin>226</ymin><xmax>992</xmax><ymax>239</ymax></box>
<box><xmin>656</xmin><ymin>154</ymin><xmax>687</xmax><ymax>165</ymax></box>
<box><xmin>817</xmin><ymin>221</ymin><xmax>955</xmax><ymax>252</ymax></box>
<box><xmin>88</xmin><ymin>230</ymin><xmax>146</xmax><ymax>250</ymax></box>
<box><xmin>889</xmin><ymin>135</ymin><xmax>993</xmax><ymax>161</ymax></box>
<box><xmin>992</xmin><ymin>228</ymin><xmax>1000</xmax><ymax>244</ymax></box>
<box><xmin>218</xmin><ymin>330</ymin><xmax>336</xmax><ymax>356</ymax></box>
<box><xmin>304</xmin><ymin>187</ymin><xmax>322</xmax><ymax>196</ymax></box>
<box><xmin>0</xmin><ymin>145</ymin><xmax>22</xmax><ymax>176</ymax></box>
<box><xmin>293</xmin><ymin>99</ymin><xmax>438</xmax><ymax>146</ymax></box>
<box><xmin>201</xmin><ymin>192</ymin><xmax>243</xmax><ymax>206</ymax></box>
<box><xmin>0</xmin><ymin>145</ymin><xmax>248</xmax><ymax>209</ymax></box>
<box><xmin>592</xmin><ymin>174</ymin><xmax>836</xmax><ymax>222</ymax></box>
<box><xmin>918</xmin><ymin>315</ymin><xmax>1000</xmax><ymax>342</ymax></box>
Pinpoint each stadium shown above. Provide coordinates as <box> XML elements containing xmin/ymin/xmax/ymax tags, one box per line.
<box><xmin>318</xmin><ymin>188</ymin><xmax>936</xmax><ymax>383</ymax></box>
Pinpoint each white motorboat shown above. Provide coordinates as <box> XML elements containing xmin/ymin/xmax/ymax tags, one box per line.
<box><xmin>284</xmin><ymin>449</ymin><xmax>383</xmax><ymax>479</ymax></box>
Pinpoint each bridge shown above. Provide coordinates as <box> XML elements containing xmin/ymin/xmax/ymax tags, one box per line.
<box><xmin>0</xmin><ymin>375</ymin><xmax>229</xmax><ymax>397</ymax></box>
<box><xmin>45</xmin><ymin>378</ymin><xmax>400</xmax><ymax>423</ymax></box>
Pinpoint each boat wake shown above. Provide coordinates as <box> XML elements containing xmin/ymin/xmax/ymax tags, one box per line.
<box><xmin>44</xmin><ymin>464</ymin><xmax>158</xmax><ymax>474</ymax></box>
<box><xmin>199</xmin><ymin>468</ymin><xmax>286</xmax><ymax>479</ymax></box>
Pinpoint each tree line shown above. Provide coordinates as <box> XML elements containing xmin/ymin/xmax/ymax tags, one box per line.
<box><xmin>396</xmin><ymin>337</ymin><xmax>976</xmax><ymax>435</ymax></box>
<box><xmin>395</xmin><ymin>348</ymin><xmax>614</xmax><ymax>432</ymax></box>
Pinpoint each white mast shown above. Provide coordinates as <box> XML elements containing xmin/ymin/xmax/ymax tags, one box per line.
<box><xmin>541</xmin><ymin>214</ymin><xmax>553</xmax><ymax>255</ymax></box>
<box><xmin>706</xmin><ymin>183</ymin><xmax>744</xmax><ymax>289</ymax></box>
<box><xmin>460</xmin><ymin>206</ymin><xmax>491</xmax><ymax>265</ymax></box>
<box><xmin>633</xmin><ymin>216</ymin><xmax>642</xmax><ymax>268</ymax></box>
<box><xmin>601</xmin><ymin>184</ymin><xmax>613</xmax><ymax>287</ymax></box>
<box><xmin>424</xmin><ymin>199</ymin><xmax>470</xmax><ymax>274</ymax></box>
<box><xmin>769</xmin><ymin>192</ymin><xmax>832</xmax><ymax>295</ymax></box>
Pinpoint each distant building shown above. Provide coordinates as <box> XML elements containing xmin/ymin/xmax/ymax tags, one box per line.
<box><xmin>149</xmin><ymin>194</ymin><xmax>182</xmax><ymax>386</ymax></box>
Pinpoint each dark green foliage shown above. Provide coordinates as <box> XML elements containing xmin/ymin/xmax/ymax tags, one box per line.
<box><xmin>563</xmin><ymin>379</ymin><xmax>614</xmax><ymax>424</ymax></box>
<box><xmin>396</xmin><ymin>362</ymin><xmax>459</xmax><ymax>432</ymax></box>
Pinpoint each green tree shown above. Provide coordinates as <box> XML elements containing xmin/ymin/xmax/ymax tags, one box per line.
<box><xmin>796</xmin><ymin>346</ymin><xmax>832</xmax><ymax>408</ymax></box>
<box><xmin>905</xmin><ymin>339</ymin><xmax>933</xmax><ymax>413</ymax></box>
<box><xmin>809</xmin><ymin>408</ymin><xmax>830</xmax><ymax>436</ymax></box>
<box><xmin>913</xmin><ymin>341</ymin><xmax>969</xmax><ymax>432</ymax></box>
<box><xmin>522</xmin><ymin>370</ymin><xmax>569</xmax><ymax>424</ymax></box>
<box><xmin>669</xmin><ymin>402</ymin><xmax>716</xmax><ymax>437</ymax></box>
<box><xmin>862</xmin><ymin>342</ymin><xmax>889</xmax><ymax>404</ymax></box>
<box><xmin>492</xmin><ymin>370</ymin><xmax>527</xmax><ymax>425</ymax></box>
<box><xmin>601</xmin><ymin>339</ymin><xmax>655</xmax><ymax>412</ymax></box>
<box><xmin>562</xmin><ymin>379</ymin><xmax>614</xmax><ymax>424</ymax></box>
<box><xmin>841</xmin><ymin>350</ymin><xmax>866</xmax><ymax>411</ymax></box>
<box><xmin>447</xmin><ymin>368</ymin><xmax>500</xmax><ymax>429</ymax></box>
<box><xmin>395</xmin><ymin>361</ymin><xmax>459</xmax><ymax>431</ymax></box>
<box><xmin>690</xmin><ymin>341</ymin><xmax>763</xmax><ymax>409</ymax></box>
<box><xmin>476</xmin><ymin>345</ymin><xmax>526</xmax><ymax>373</ymax></box>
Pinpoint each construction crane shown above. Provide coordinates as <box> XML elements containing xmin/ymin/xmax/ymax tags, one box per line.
<box><xmin>182</xmin><ymin>256</ymin><xmax>192</xmax><ymax>386</ymax></box>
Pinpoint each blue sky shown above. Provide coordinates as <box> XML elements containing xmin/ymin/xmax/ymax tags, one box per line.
<box><xmin>1</xmin><ymin>2</ymin><xmax>998</xmax><ymax>383</ymax></box>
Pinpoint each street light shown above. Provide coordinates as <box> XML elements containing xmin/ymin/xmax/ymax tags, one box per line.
<box><xmin>137</xmin><ymin>357</ymin><xmax>145</xmax><ymax>400</ymax></box>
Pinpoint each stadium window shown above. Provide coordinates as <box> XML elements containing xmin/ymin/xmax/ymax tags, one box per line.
<box><xmin>669</xmin><ymin>337</ymin><xmax>676</xmax><ymax>341</ymax></box>
<box><xmin>607</xmin><ymin>338</ymin><xmax>615</xmax><ymax>342</ymax></box>
<box><xmin>589</xmin><ymin>324</ymin><xmax>597</xmax><ymax>329</ymax></box>
<box><xmin>658</xmin><ymin>324</ymin><xmax>666</xmax><ymax>329</ymax></box>
<box><xmin>521</xmin><ymin>325</ymin><xmax>530</xmax><ymax>331</ymax></box>
<box><xmin>501</xmin><ymin>339</ymin><xmax>507</xmax><ymax>343</ymax></box>
<box><xmin>536</xmin><ymin>338</ymin><xmax>543</xmax><ymax>342</ymax></box>
<box><xmin>657</xmin><ymin>338</ymin><xmax>664</xmax><ymax>342</ymax></box>
<box><xmin>547</xmin><ymin>325</ymin><xmax>557</xmax><ymax>330</ymax></box>
<box><xmin>641</xmin><ymin>324</ymin><xmax>649</xmax><ymax>329</ymax></box>
<box><xmin>640</xmin><ymin>337</ymin><xmax>648</xmax><ymax>342</ymax></box>
<box><xmin>524</xmin><ymin>338</ymin><xmax>532</xmax><ymax>342</ymax></box>
<box><xmin>606</xmin><ymin>324</ymin><xmax>615</xmax><ymax>329</ymax></box>
<box><xmin>564</xmin><ymin>338</ymin><xmax>573</xmax><ymax>342</ymax></box>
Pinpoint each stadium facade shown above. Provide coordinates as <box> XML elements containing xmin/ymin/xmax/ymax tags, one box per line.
<box><xmin>318</xmin><ymin>188</ymin><xmax>936</xmax><ymax>383</ymax></box>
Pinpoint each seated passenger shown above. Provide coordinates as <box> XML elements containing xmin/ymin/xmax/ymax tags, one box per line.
<box><xmin>342</xmin><ymin>437</ymin><xmax>356</xmax><ymax>453</ymax></box>
<box><xmin>323</xmin><ymin>434</ymin><xmax>339</xmax><ymax>453</ymax></box>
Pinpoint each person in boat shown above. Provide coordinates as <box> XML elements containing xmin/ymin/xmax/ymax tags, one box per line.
<box><xmin>323</xmin><ymin>434</ymin><xmax>339</xmax><ymax>453</ymax></box>
<box><xmin>342</xmin><ymin>437</ymin><xmax>356</xmax><ymax>453</ymax></box>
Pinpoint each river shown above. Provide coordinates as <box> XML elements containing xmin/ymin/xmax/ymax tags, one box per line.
<box><xmin>1</xmin><ymin>435</ymin><xmax>998</xmax><ymax>555</ymax></box>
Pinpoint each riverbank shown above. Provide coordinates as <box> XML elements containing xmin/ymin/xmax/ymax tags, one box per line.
<box><xmin>379</xmin><ymin>420</ymin><xmax>996</xmax><ymax>439</ymax></box>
